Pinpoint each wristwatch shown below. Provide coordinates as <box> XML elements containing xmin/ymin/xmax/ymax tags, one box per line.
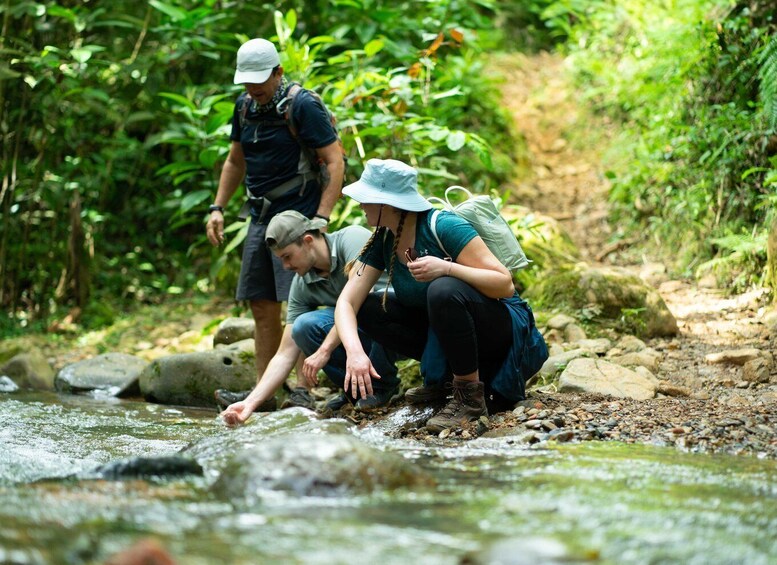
<box><xmin>208</xmin><ymin>205</ymin><xmax>224</xmax><ymax>213</ymax></box>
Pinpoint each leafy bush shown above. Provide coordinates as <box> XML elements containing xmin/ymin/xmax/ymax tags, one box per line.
<box><xmin>541</xmin><ymin>0</ymin><xmax>776</xmax><ymax>289</ymax></box>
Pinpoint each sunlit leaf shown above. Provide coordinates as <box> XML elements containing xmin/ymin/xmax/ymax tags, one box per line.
<box><xmin>180</xmin><ymin>190</ymin><xmax>211</xmax><ymax>213</ymax></box>
<box><xmin>149</xmin><ymin>0</ymin><xmax>187</xmax><ymax>21</ymax></box>
<box><xmin>446</xmin><ymin>130</ymin><xmax>466</xmax><ymax>151</ymax></box>
<box><xmin>158</xmin><ymin>92</ymin><xmax>197</xmax><ymax>111</ymax></box>
<box><xmin>364</xmin><ymin>39</ymin><xmax>384</xmax><ymax>58</ymax></box>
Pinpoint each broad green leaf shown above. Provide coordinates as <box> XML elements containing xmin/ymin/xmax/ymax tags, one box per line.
<box><xmin>46</xmin><ymin>5</ymin><xmax>75</xmax><ymax>21</ymax></box>
<box><xmin>446</xmin><ymin>130</ymin><xmax>466</xmax><ymax>151</ymax></box>
<box><xmin>432</xmin><ymin>87</ymin><xmax>462</xmax><ymax>100</ymax></box>
<box><xmin>158</xmin><ymin>92</ymin><xmax>197</xmax><ymax>111</ymax></box>
<box><xmin>157</xmin><ymin>162</ymin><xmax>201</xmax><ymax>176</ymax></box>
<box><xmin>180</xmin><ymin>190</ymin><xmax>211</xmax><ymax>213</ymax></box>
<box><xmin>0</xmin><ymin>63</ymin><xmax>21</xmax><ymax>80</ymax></box>
<box><xmin>70</xmin><ymin>48</ymin><xmax>93</xmax><ymax>63</ymax></box>
<box><xmin>428</xmin><ymin>128</ymin><xmax>449</xmax><ymax>142</ymax></box>
<box><xmin>198</xmin><ymin>148</ymin><xmax>221</xmax><ymax>169</ymax></box>
<box><xmin>364</xmin><ymin>39</ymin><xmax>384</xmax><ymax>58</ymax></box>
<box><xmin>149</xmin><ymin>0</ymin><xmax>187</xmax><ymax>21</ymax></box>
<box><xmin>285</xmin><ymin>10</ymin><xmax>297</xmax><ymax>34</ymax></box>
<box><xmin>223</xmin><ymin>223</ymin><xmax>249</xmax><ymax>254</ymax></box>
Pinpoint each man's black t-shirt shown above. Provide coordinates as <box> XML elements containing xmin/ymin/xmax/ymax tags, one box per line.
<box><xmin>230</xmin><ymin>87</ymin><xmax>337</xmax><ymax>220</ymax></box>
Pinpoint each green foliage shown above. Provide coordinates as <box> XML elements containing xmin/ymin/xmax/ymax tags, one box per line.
<box><xmin>541</xmin><ymin>0</ymin><xmax>775</xmax><ymax>288</ymax></box>
<box><xmin>758</xmin><ymin>33</ymin><xmax>777</xmax><ymax>130</ymax></box>
<box><xmin>0</xmin><ymin>0</ymin><xmax>525</xmax><ymax>333</ymax></box>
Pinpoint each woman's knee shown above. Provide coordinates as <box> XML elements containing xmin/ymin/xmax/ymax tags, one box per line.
<box><xmin>427</xmin><ymin>277</ymin><xmax>470</xmax><ymax>311</ymax></box>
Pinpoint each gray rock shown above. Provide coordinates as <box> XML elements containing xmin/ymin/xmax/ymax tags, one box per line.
<box><xmin>656</xmin><ymin>382</ymin><xmax>691</xmax><ymax>397</ymax></box>
<box><xmin>608</xmin><ymin>335</ymin><xmax>647</xmax><ymax>355</ymax></box>
<box><xmin>139</xmin><ymin>350</ymin><xmax>257</xmax><ymax>407</ymax></box>
<box><xmin>705</xmin><ymin>348</ymin><xmax>762</xmax><ymax>366</ymax></box>
<box><xmin>574</xmin><ymin>338</ymin><xmax>612</xmax><ymax>355</ymax></box>
<box><xmin>213</xmin><ymin>317</ymin><xmax>255</xmax><ymax>346</ymax></box>
<box><xmin>82</xmin><ymin>456</ymin><xmax>203</xmax><ymax>480</ymax></box>
<box><xmin>607</xmin><ymin>348</ymin><xmax>662</xmax><ymax>372</ymax></box>
<box><xmin>546</xmin><ymin>314</ymin><xmax>576</xmax><ymax>330</ymax></box>
<box><xmin>559</xmin><ymin>358</ymin><xmax>658</xmax><ymax>400</ymax></box>
<box><xmin>0</xmin><ymin>352</ymin><xmax>55</xmax><ymax>391</ymax></box>
<box><xmin>216</xmin><ymin>338</ymin><xmax>255</xmax><ymax>355</ymax></box>
<box><xmin>213</xmin><ymin>431</ymin><xmax>432</xmax><ymax>502</ymax></box>
<box><xmin>55</xmin><ymin>353</ymin><xmax>147</xmax><ymax>396</ymax></box>
<box><xmin>564</xmin><ymin>323</ymin><xmax>587</xmax><ymax>343</ymax></box>
<box><xmin>537</xmin><ymin>348</ymin><xmax>596</xmax><ymax>379</ymax></box>
<box><xmin>742</xmin><ymin>357</ymin><xmax>771</xmax><ymax>383</ymax></box>
<box><xmin>639</xmin><ymin>262</ymin><xmax>669</xmax><ymax>287</ymax></box>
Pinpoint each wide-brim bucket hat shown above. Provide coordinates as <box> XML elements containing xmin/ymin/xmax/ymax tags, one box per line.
<box><xmin>343</xmin><ymin>159</ymin><xmax>431</xmax><ymax>212</ymax></box>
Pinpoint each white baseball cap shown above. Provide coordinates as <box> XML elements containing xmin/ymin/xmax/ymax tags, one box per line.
<box><xmin>233</xmin><ymin>38</ymin><xmax>280</xmax><ymax>84</ymax></box>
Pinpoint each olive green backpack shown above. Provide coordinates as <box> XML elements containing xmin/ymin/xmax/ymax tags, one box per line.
<box><xmin>429</xmin><ymin>186</ymin><xmax>530</xmax><ymax>272</ymax></box>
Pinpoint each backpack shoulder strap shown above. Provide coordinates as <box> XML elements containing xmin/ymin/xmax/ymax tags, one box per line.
<box><xmin>429</xmin><ymin>210</ymin><xmax>451</xmax><ymax>258</ymax></box>
<box><xmin>238</xmin><ymin>93</ymin><xmax>250</xmax><ymax>129</ymax></box>
<box><xmin>278</xmin><ymin>82</ymin><xmax>303</xmax><ymax>138</ymax></box>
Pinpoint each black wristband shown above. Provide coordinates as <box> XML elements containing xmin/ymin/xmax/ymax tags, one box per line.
<box><xmin>314</xmin><ymin>213</ymin><xmax>330</xmax><ymax>222</ymax></box>
<box><xmin>209</xmin><ymin>205</ymin><xmax>224</xmax><ymax>213</ymax></box>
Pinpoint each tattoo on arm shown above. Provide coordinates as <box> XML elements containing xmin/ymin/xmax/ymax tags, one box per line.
<box><xmin>320</xmin><ymin>166</ymin><xmax>331</xmax><ymax>190</ymax></box>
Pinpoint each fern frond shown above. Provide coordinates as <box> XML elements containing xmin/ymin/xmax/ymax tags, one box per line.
<box><xmin>758</xmin><ymin>33</ymin><xmax>777</xmax><ymax>130</ymax></box>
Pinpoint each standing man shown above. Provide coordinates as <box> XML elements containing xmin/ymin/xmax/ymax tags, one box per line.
<box><xmin>220</xmin><ymin>211</ymin><xmax>400</xmax><ymax>426</ymax></box>
<box><xmin>206</xmin><ymin>38</ymin><xmax>344</xmax><ymax>407</ymax></box>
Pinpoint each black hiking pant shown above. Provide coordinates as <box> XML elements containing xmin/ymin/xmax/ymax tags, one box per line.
<box><xmin>357</xmin><ymin>277</ymin><xmax>513</xmax><ymax>408</ymax></box>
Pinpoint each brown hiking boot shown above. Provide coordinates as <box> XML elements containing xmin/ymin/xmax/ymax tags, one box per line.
<box><xmin>425</xmin><ymin>380</ymin><xmax>487</xmax><ymax>433</ymax></box>
<box><xmin>405</xmin><ymin>382</ymin><xmax>448</xmax><ymax>405</ymax></box>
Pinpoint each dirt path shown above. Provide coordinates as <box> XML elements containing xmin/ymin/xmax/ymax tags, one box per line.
<box><xmin>480</xmin><ymin>52</ymin><xmax>777</xmax><ymax>458</ymax></box>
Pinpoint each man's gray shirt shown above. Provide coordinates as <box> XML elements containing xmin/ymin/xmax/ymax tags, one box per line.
<box><xmin>285</xmin><ymin>225</ymin><xmax>371</xmax><ymax>324</ymax></box>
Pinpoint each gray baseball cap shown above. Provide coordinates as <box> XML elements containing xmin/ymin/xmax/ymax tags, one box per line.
<box><xmin>265</xmin><ymin>211</ymin><xmax>327</xmax><ymax>249</ymax></box>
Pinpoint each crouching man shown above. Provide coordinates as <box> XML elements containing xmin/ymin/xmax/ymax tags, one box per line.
<box><xmin>220</xmin><ymin>211</ymin><xmax>399</xmax><ymax>426</ymax></box>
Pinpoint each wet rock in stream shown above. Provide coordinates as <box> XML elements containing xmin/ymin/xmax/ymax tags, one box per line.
<box><xmin>83</xmin><ymin>456</ymin><xmax>204</xmax><ymax>480</ymax></box>
<box><xmin>214</xmin><ymin>430</ymin><xmax>434</xmax><ymax>502</ymax></box>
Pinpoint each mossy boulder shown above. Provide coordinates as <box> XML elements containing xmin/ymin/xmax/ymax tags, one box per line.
<box><xmin>139</xmin><ymin>350</ymin><xmax>257</xmax><ymax>407</ymax></box>
<box><xmin>502</xmin><ymin>205</ymin><xmax>582</xmax><ymax>290</ymax></box>
<box><xmin>213</xmin><ymin>429</ymin><xmax>434</xmax><ymax>502</ymax></box>
<box><xmin>526</xmin><ymin>265</ymin><xmax>678</xmax><ymax>337</ymax></box>
<box><xmin>0</xmin><ymin>352</ymin><xmax>55</xmax><ymax>390</ymax></box>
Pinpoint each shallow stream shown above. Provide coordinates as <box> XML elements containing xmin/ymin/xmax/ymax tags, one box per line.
<box><xmin>1</xmin><ymin>392</ymin><xmax>775</xmax><ymax>564</ymax></box>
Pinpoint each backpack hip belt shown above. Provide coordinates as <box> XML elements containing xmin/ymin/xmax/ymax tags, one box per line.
<box><xmin>238</xmin><ymin>171</ymin><xmax>317</xmax><ymax>224</ymax></box>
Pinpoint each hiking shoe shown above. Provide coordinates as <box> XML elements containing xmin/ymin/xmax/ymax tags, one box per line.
<box><xmin>325</xmin><ymin>391</ymin><xmax>352</xmax><ymax>411</ymax></box>
<box><xmin>214</xmin><ymin>389</ymin><xmax>277</xmax><ymax>412</ymax></box>
<box><xmin>281</xmin><ymin>387</ymin><xmax>316</xmax><ymax>410</ymax></box>
<box><xmin>405</xmin><ymin>382</ymin><xmax>448</xmax><ymax>405</ymax></box>
<box><xmin>214</xmin><ymin>389</ymin><xmax>250</xmax><ymax>408</ymax></box>
<box><xmin>425</xmin><ymin>380</ymin><xmax>487</xmax><ymax>433</ymax></box>
<box><xmin>355</xmin><ymin>384</ymin><xmax>401</xmax><ymax>412</ymax></box>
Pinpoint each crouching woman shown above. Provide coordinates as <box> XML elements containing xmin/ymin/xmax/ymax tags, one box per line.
<box><xmin>334</xmin><ymin>158</ymin><xmax>548</xmax><ymax>433</ymax></box>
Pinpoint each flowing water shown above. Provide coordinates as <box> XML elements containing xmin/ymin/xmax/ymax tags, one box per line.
<box><xmin>1</xmin><ymin>391</ymin><xmax>775</xmax><ymax>564</ymax></box>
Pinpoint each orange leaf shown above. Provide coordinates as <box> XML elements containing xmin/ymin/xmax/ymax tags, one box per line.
<box><xmin>450</xmin><ymin>29</ymin><xmax>464</xmax><ymax>43</ymax></box>
<box><xmin>426</xmin><ymin>32</ymin><xmax>444</xmax><ymax>56</ymax></box>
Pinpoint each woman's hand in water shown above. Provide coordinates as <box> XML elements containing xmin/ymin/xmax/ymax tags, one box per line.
<box><xmin>343</xmin><ymin>351</ymin><xmax>381</xmax><ymax>399</ymax></box>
